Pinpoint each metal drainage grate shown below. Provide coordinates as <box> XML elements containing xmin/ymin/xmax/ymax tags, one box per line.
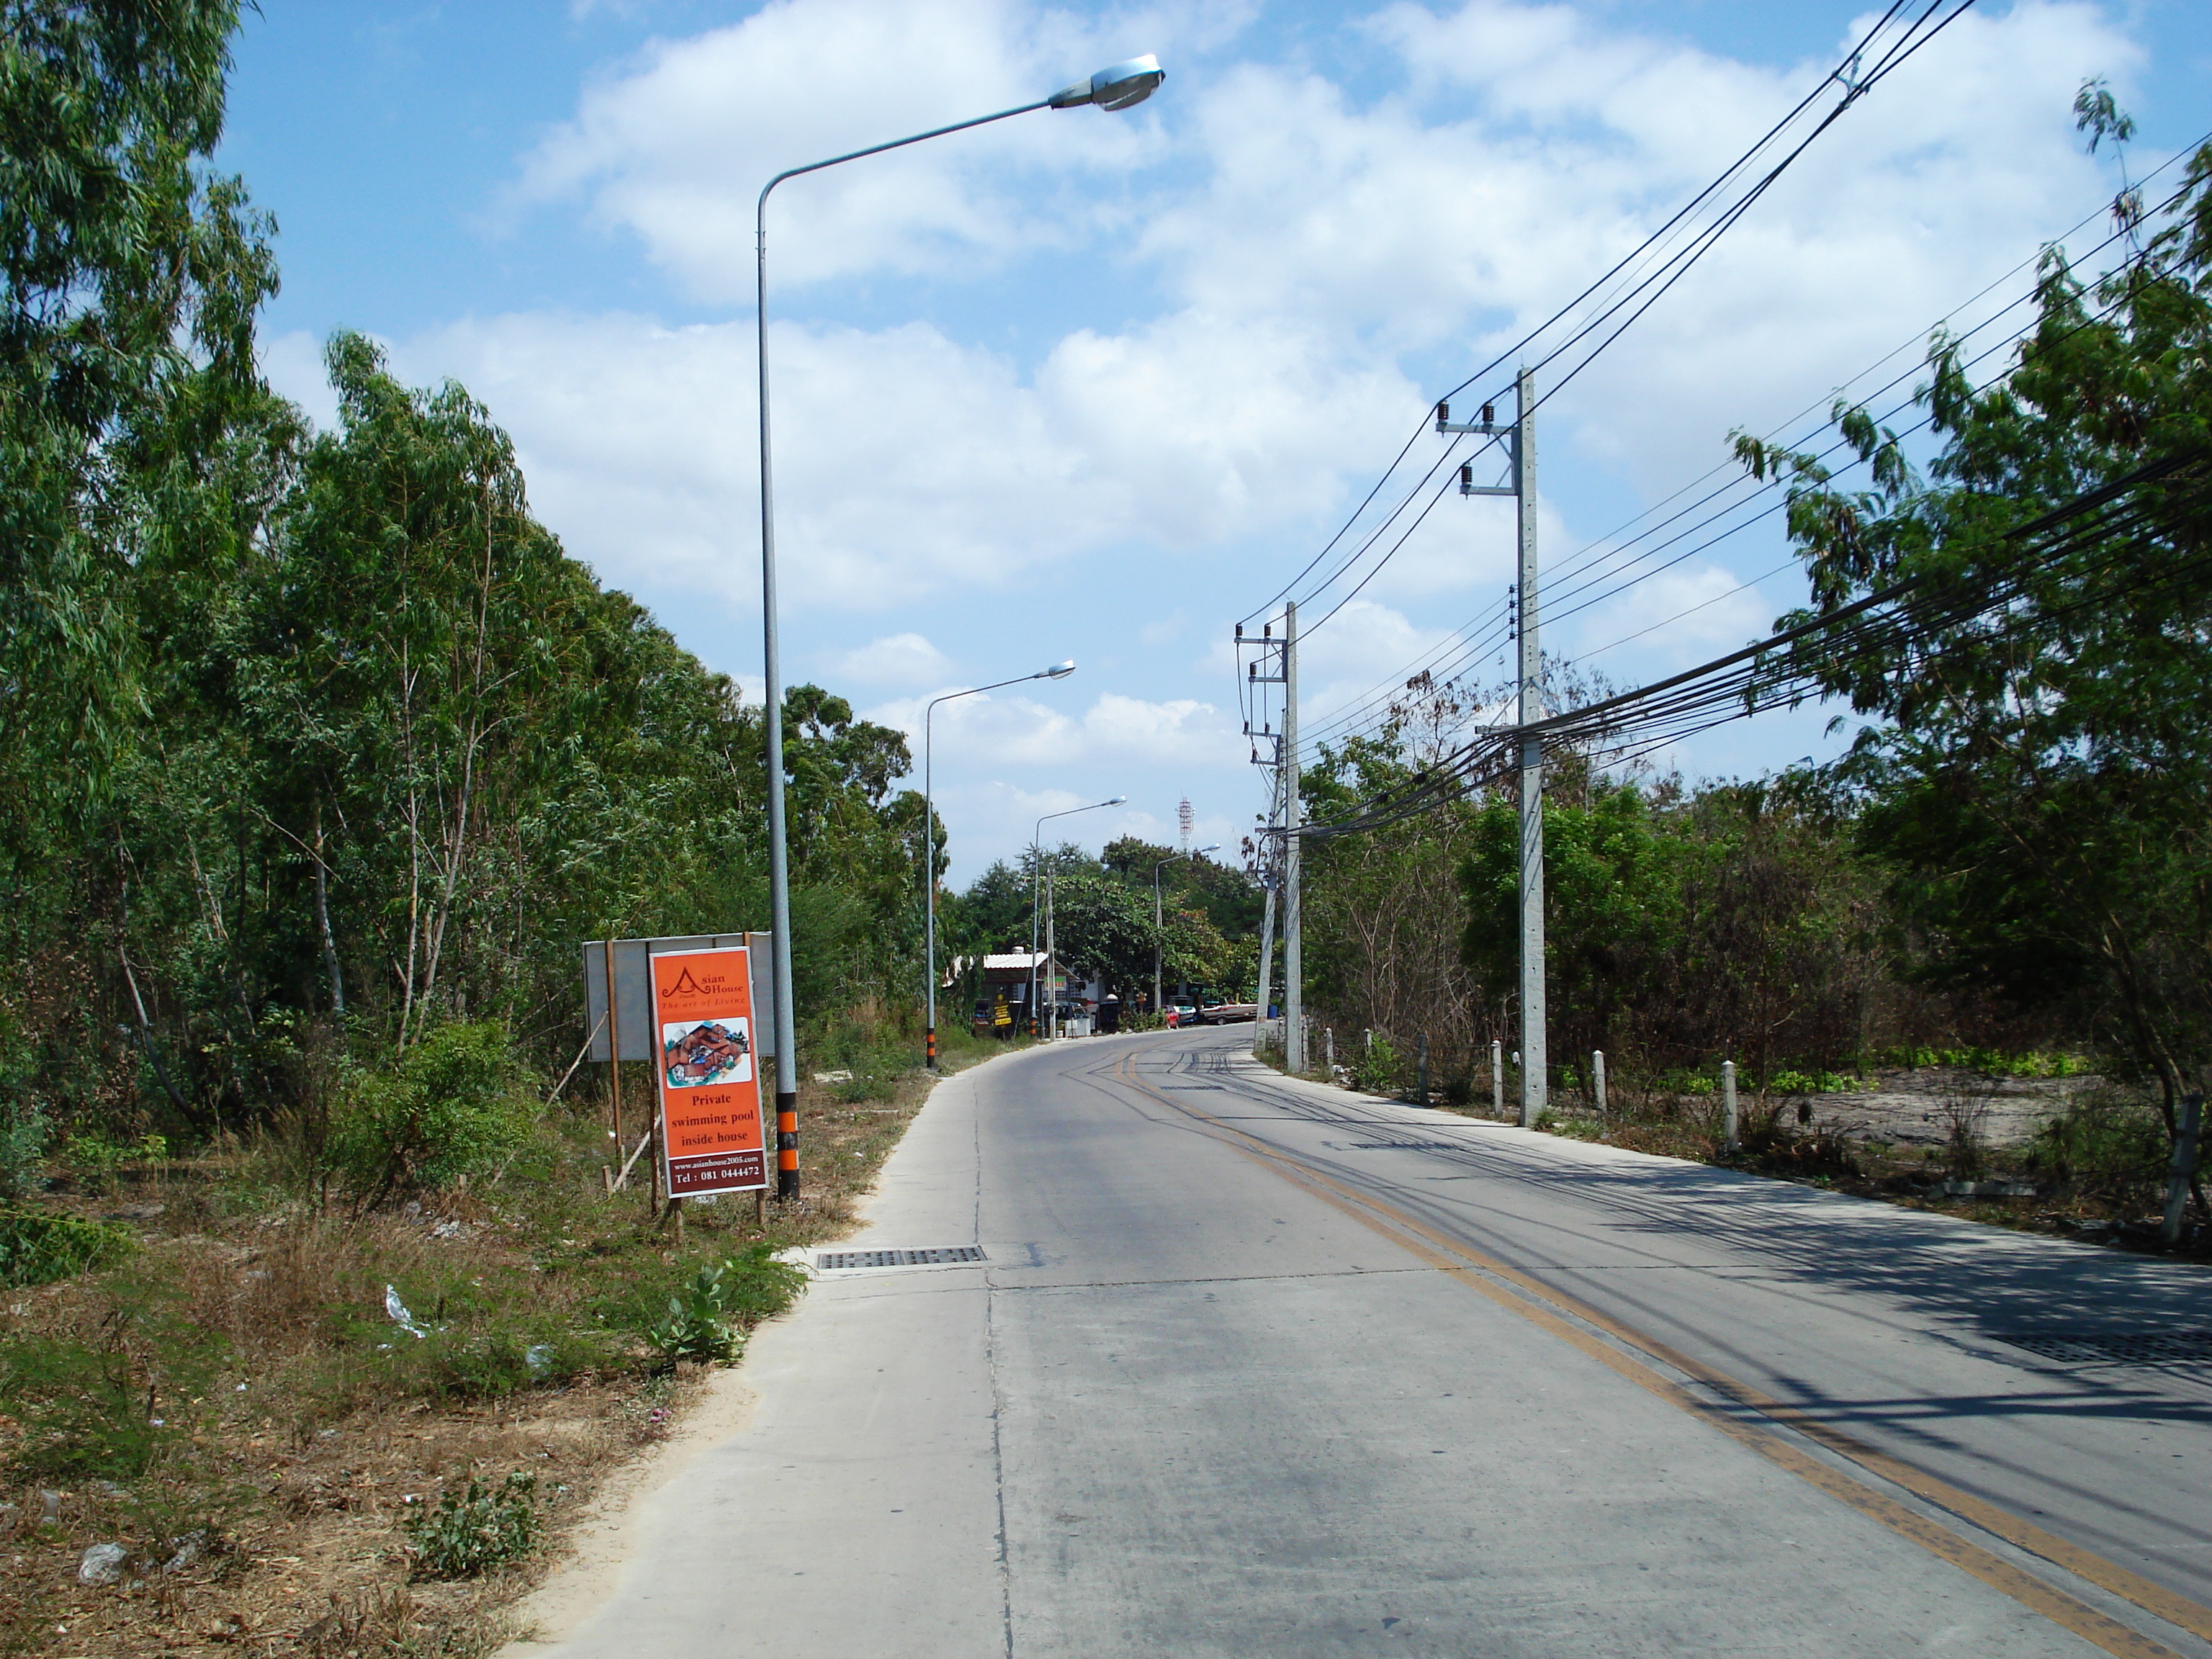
<box><xmin>816</xmin><ymin>1246</ymin><xmax>986</xmax><ymax>1270</ymax></box>
<box><xmin>1996</xmin><ymin>1330</ymin><xmax>2212</xmax><ymax>1367</ymax></box>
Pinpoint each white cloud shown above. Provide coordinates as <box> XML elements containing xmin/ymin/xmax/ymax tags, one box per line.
<box><xmin>1568</xmin><ymin>562</ymin><xmax>1773</xmax><ymax>669</ymax></box>
<box><xmin>871</xmin><ymin>689</ymin><xmax>1236</xmax><ymax>768</ymax></box>
<box><xmin>512</xmin><ymin>0</ymin><xmax>1249</xmax><ymax>299</ymax></box>
<box><xmin>823</xmin><ymin>631</ymin><xmax>953</xmax><ymax>688</ymax></box>
<box><xmin>1148</xmin><ymin>0</ymin><xmax>2134</xmax><ymax>495</ymax></box>
<box><xmin>374</xmin><ymin>305</ymin><xmax>1413</xmax><ymax>615</ymax></box>
<box><xmin>403</xmin><ymin>0</ymin><xmax>2141</xmax><ymax>656</ymax></box>
<box><xmin>260</xmin><ymin>329</ymin><xmax>340</xmax><ymax>431</ymax></box>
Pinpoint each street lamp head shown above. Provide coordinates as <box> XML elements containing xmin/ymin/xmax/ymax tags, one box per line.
<box><xmin>1195</xmin><ymin>843</ymin><xmax>1220</xmax><ymax>855</ymax></box>
<box><xmin>1049</xmin><ymin>54</ymin><xmax>1165</xmax><ymax>112</ymax></box>
<box><xmin>1042</xmin><ymin>660</ymin><xmax>1076</xmax><ymax>679</ymax></box>
<box><xmin>1105</xmin><ymin>796</ymin><xmax>1128</xmax><ymax>806</ymax></box>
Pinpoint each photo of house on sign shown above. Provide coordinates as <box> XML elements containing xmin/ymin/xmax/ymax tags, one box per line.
<box><xmin>661</xmin><ymin>1017</ymin><xmax>752</xmax><ymax>1087</ymax></box>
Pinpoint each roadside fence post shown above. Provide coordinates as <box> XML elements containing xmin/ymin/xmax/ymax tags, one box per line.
<box><xmin>1416</xmin><ymin>1032</ymin><xmax>1429</xmax><ymax>1106</ymax></box>
<box><xmin>1722</xmin><ymin>1060</ymin><xmax>1739</xmax><ymax>1154</ymax></box>
<box><xmin>1491</xmin><ymin>1039</ymin><xmax>1504</xmax><ymax>1118</ymax></box>
<box><xmin>1593</xmin><ymin>1050</ymin><xmax>1606</xmax><ymax>1132</ymax></box>
<box><xmin>1325</xmin><ymin>1028</ymin><xmax>1335</xmax><ymax>1074</ymax></box>
<box><xmin>2161</xmin><ymin>1092</ymin><xmax>2203</xmax><ymax>1247</ymax></box>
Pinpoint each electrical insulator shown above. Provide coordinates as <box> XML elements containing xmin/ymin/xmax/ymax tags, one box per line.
<box><xmin>1434</xmin><ymin>400</ymin><xmax>1450</xmax><ymax>428</ymax></box>
<box><xmin>1482</xmin><ymin>402</ymin><xmax>1496</xmax><ymax>426</ymax></box>
<box><xmin>1460</xmin><ymin>462</ymin><xmax>1473</xmax><ymax>490</ymax></box>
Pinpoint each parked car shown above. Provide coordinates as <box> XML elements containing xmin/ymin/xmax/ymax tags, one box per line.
<box><xmin>1171</xmin><ymin>1002</ymin><xmax>1197</xmax><ymax>1028</ymax></box>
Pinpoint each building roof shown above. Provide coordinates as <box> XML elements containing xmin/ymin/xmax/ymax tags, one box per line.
<box><xmin>982</xmin><ymin>951</ymin><xmax>1048</xmax><ymax>971</ymax></box>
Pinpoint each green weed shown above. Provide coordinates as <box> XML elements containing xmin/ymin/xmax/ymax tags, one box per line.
<box><xmin>641</xmin><ymin>1247</ymin><xmax>806</xmax><ymax>1369</ymax></box>
<box><xmin>1879</xmin><ymin>1045</ymin><xmax>2090</xmax><ymax>1078</ymax></box>
<box><xmin>0</xmin><ymin>1208</ymin><xmax>133</xmax><ymax>1287</ymax></box>
<box><xmin>0</xmin><ymin>1284</ymin><xmax>219</xmax><ymax>1480</ymax></box>
<box><xmin>1768</xmin><ymin>1069</ymin><xmax>1874</xmax><ymax>1094</ymax></box>
<box><xmin>403</xmin><ymin>1471</ymin><xmax>539</xmax><ymax>1579</ymax></box>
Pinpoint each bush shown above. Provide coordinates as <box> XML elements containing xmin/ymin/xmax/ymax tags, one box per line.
<box><xmin>403</xmin><ymin>1471</ymin><xmax>538</xmax><ymax>1578</ymax></box>
<box><xmin>1351</xmin><ymin>1032</ymin><xmax>1403</xmax><ymax>1095</ymax></box>
<box><xmin>63</xmin><ymin>1131</ymin><xmax>166</xmax><ymax>1195</ymax></box>
<box><xmin>2022</xmin><ymin>1088</ymin><xmax>2170</xmax><ymax>1209</ymax></box>
<box><xmin>0</xmin><ymin>1102</ymin><xmax>48</xmax><ymax>1199</ymax></box>
<box><xmin>0</xmin><ymin>1208</ymin><xmax>133</xmax><ymax>1287</ymax></box>
<box><xmin>328</xmin><ymin>1022</ymin><xmax>537</xmax><ymax>1207</ymax></box>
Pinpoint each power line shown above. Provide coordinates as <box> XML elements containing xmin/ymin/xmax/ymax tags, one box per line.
<box><xmin>1292</xmin><ymin>157</ymin><xmax>2206</xmax><ymax>757</ymax></box>
<box><xmin>1235</xmin><ymin>0</ymin><xmax>1956</xmax><ymax>634</ymax></box>
<box><xmin>1252</xmin><ymin>4</ymin><xmax>1981</xmax><ymax>639</ymax></box>
<box><xmin>1289</xmin><ymin>455</ymin><xmax>2207</xmax><ymax>841</ymax></box>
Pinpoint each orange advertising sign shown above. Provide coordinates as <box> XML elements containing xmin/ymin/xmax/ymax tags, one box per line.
<box><xmin>650</xmin><ymin>945</ymin><xmax>767</xmax><ymax>1196</ymax></box>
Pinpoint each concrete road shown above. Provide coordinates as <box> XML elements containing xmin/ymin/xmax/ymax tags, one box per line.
<box><xmin>514</xmin><ymin>1029</ymin><xmax>2212</xmax><ymax>1658</ymax></box>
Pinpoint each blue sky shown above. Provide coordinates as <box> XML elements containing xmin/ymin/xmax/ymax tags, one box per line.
<box><xmin>226</xmin><ymin>1</ymin><xmax>2212</xmax><ymax>881</ymax></box>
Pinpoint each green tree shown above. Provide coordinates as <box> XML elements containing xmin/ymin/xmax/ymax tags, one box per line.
<box><xmin>1732</xmin><ymin>113</ymin><xmax>2212</xmax><ymax>1143</ymax></box>
<box><xmin>1047</xmin><ymin>876</ymin><xmax>1159</xmax><ymax>1006</ymax></box>
<box><xmin>1460</xmin><ymin>781</ymin><xmax>1687</xmax><ymax>1070</ymax></box>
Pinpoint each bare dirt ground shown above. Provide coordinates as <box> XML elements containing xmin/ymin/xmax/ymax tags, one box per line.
<box><xmin>1796</xmin><ymin>1067</ymin><xmax>2106</xmax><ymax>1149</ymax></box>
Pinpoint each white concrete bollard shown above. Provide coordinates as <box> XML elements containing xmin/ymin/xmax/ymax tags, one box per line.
<box><xmin>1722</xmin><ymin>1059</ymin><xmax>1739</xmax><ymax>1153</ymax></box>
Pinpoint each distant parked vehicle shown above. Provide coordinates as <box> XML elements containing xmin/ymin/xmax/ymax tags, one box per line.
<box><xmin>1171</xmin><ymin>1003</ymin><xmax>1197</xmax><ymax>1028</ymax></box>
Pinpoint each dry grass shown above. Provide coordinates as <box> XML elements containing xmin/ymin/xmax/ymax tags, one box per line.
<box><xmin>0</xmin><ymin>1036</ymin><xmax>986</xmax><ymax>1658</ymax></box>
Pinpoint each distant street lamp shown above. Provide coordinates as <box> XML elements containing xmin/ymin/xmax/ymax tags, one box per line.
<box><xmin>1155</xmin><ymin>845</ymin><xmax>1220</xmax><ymax>1017</ymax></box>
<box><xmin>752</xmin><ymin>57</ymin><xmax>1164</xmax><ymax>1195</ymax></box>
<box><xmin>1031</xmin><ymin>796</ymin><xmax>1125</xmax><ymax>1035</ymax></box>
<box><xmin>924</xmin><ymin>662</ymin><xmax>1076</xmax><ymax>1066</ymax></box>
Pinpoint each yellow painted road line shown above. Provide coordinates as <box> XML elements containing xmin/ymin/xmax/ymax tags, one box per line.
<box><xmin>1110</xmin><ymin>1048</ymin><xmax>2208</xmax><ymax>1659</ymax></box>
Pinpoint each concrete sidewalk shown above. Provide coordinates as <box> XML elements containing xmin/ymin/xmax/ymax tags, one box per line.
<box><xmin>504</xmin><ymin>1048</ymin><xmax>1022</xmax><ymax>1658</ymax></box>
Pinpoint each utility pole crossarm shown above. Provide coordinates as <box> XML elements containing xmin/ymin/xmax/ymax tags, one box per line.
<box><xmin>1437</xmin><ymin>400</ymin><xmax>1521</xmax><ymax>496</ymax></box>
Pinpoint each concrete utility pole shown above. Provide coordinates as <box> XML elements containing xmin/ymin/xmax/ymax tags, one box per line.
<box><xmin>1441</xmin><ymin>368</ymin><xmax>1541</xmax><ymax>1125</ymax></box>
<box><xmin>1513</xmin><ymin>369</ymin><xmax>1544</xmax><ymax>1129</ymax></box>
<box><xmin>1282</xmin><ymin>601</ymin><xmax>1305</xmax><ymax>1074</ymax></box>
<box><xmin>1251</xmin><ymin>757</ymin><xmax>1284</xmax><ymax>1056</ymax></box>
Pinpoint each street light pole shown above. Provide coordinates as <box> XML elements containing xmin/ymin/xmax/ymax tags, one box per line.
<box><xmin>1031</xmin><ymin>796</ymin><xmax>1125</xmax><ymax>1037</ymax></box>
<box><xmin>924</xmin><ymin>662</ymin><xmax>1074</xmax><ymax>1067</ymax></box>
<box><xmin>752</xmin><ymin>57</ymin><xmax>1163</xmax><ymax>1196</ymax></box>
<box><xmin>1154</xmin><ymin>845</ymin><xmax>1219</xmax><ymax>1017</ymax></box>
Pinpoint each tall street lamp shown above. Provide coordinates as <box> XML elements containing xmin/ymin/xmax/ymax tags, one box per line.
<box><xmin>1155</xmin><ymin>845</ymin><xmax>1220</xmax><ymax>1016</ymax></box>
<box><xmin>1031</xmin><ymin>796</ymin><xmax>1125</xmax><ymax>1035</ymax></box>
<box><xmin>924</xmin><ymin>661</ymin><xmax>1076</xmax><ymax>1066</ymax></box>
<box><xmin>754</xmin><ymin>56</ymin><xmax>1165</xmax><ymax>1196</ymax></box>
